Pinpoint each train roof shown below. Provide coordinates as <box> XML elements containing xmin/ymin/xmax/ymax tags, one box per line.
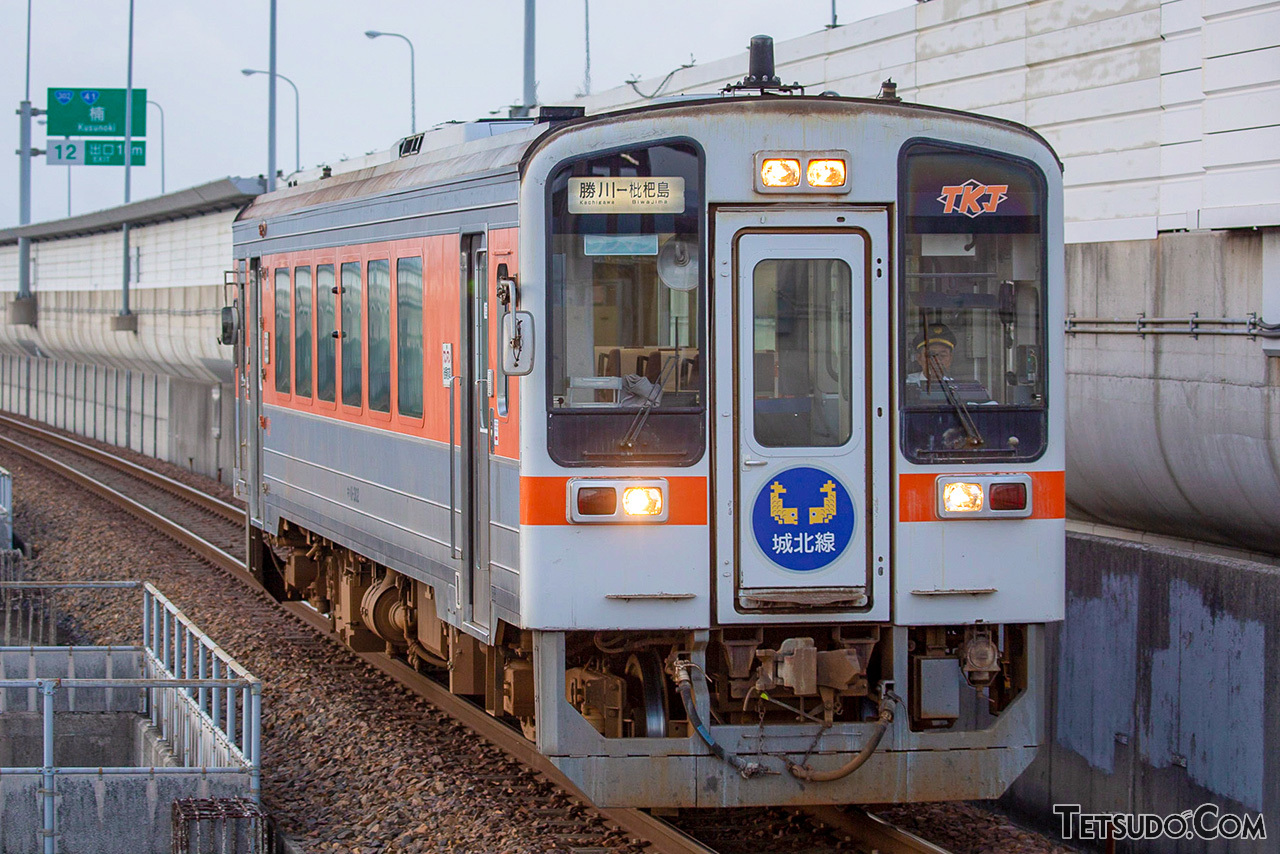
<box><xmin>236</xmin><ymin>95</ymin><xmax>1061</xmax><ymax>227</ymax></box>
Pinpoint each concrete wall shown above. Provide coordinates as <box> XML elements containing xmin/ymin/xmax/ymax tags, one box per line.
<box><xmin>1065</xmin><ymin>229</ymin><xmax>1280</xmax><ymax>552</ymax></box>
<box><xmin>1005</xmin><ymin>532</ymin><xmax>1279</xmax><ymax>852</ymax></box>
<box><xmin>0</xmin><ymin>772</ymin><xmax>250</xmax><ymax>854</ymax></box>
<box><xmin>0</xmin><ymin>354</ymin><xmax>235</xmax><ymax>483</ymax></box>
<box><xmin>0</xmin><ymin>712</ymin><xmax>145</xmax><ymax>767</ymax></box>
<box><xmin>0</xmin><ymin>710</ymin><xmax>250</xmax><ymax>854</ymax></box>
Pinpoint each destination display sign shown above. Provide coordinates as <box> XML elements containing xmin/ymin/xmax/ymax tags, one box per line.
<box><xmin>47</xmin><ymin>139</ymin><xmax>146</xmax><ymax>167</ymax></box>
<box><xmin>568</xmin><ymin>177</ymin><xmax>684</xmax><ymax>214</ymax></box>
<box><xmin>46</xmin><ymin>88</ymin><xmax>147</xmax><ymax>137</ymax></box>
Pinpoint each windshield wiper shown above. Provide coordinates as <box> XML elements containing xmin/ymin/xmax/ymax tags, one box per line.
<box><xmin>619</xmin><ymin>356</ymin><xmax>678</xmax><ymax>450</ymax></box>
<box><xmin>927</xmin><ymin>353</ymin><xmax>984</xmax><ymax>448</ymax></box>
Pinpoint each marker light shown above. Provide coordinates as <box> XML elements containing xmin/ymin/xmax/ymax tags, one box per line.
<box><xmin>989</xmin><ymin>482</ymin><xmax>1027</xmax><ymax>511</ymax></box>
<box><xmin>576</xmin><ymin>487</ymin><xmax>618</xmax><ymax>516</ymax></box>
<box><xmin>622</xmin><ymin>486</ymin><xmax>664</xmax><ymax>517</ymax></box>
<box><xmin>760</xmin><ymin>158</ymin><xmax>802</xmax><ymax>187</ymax></box>
<box><xmin>942</xmin><ymin>482</ymin><xmax>983</xmax><ymax>513</ymax></box>
<box><xmin>806</xmin><ymin>158</ymin><xmax>847</xmax><ymax>187</ymax></box>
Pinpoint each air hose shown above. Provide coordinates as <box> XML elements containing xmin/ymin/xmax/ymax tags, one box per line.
<box><xmin>787</xmin><ymin>696</ymin><xmax>894</xmax><ymax>782</ymax></box>
<box><xmin>672</xmin><ymin>661</ymin><xmax>764</xmax><ymax>779</ymax></box>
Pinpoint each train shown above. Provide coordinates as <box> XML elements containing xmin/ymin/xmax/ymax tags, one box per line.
<box><xmin>227</xmin><ymin>38</ymin><xmax>1065</xmax><ymax>808</ymax></box>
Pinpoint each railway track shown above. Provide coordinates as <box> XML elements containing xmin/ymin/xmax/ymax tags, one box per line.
<box><xmin>0</xmin><ymin>412</ymin><xmax>953</xmax><ymax>854</ymax></box>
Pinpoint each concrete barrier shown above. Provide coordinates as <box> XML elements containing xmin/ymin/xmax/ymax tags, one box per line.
<box><xmin>1005</xmin><ymin>532</ymin><xmax>1277</xmax><ymax>852</ymax></box>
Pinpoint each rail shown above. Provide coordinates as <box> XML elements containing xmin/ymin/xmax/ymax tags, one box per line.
<box><xmin>0</xmin><ymin>411</ymin><xmax>242</xmax><ymax>523</ymax></box>
<box><xmin>1065</xmin><ymin>311</ymin><xmax>1280</xmax><ymax>338</ymax></box>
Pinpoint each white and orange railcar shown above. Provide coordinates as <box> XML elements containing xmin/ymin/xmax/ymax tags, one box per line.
<box><xmin>230</xmin><ymin>56</ymin><xmax>1064</xmax><ymax>808</ymax></box>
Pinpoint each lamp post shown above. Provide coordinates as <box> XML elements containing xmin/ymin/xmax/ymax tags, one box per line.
<box><xmin>147</xmin><ymin>100</ymin><xmax>165</xmax><ymax>193</ymax></box>
<box><xmin>242</xmin><ymin>70</ymin><xmax>299</xmax><ymax>174</ymax></box>
<box><xmin>16</xmin><ymin>0</ymin><xmax>43</xmax><ymax>309</ymax></box>
<box><xmin>364</xmin><ymin>30</ymin><xmax>416</xmax><ymax>134</ymax></box>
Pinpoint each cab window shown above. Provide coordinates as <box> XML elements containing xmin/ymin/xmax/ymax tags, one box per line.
<box><xmin>546</xmin><ymin>141</ymin><xmax>704</xmax><ymax>466</ymax></box>
<box><xmin>899</xmin><ymin>141</ymin><xmax>1047</xmax><ymax>463</ymax></box>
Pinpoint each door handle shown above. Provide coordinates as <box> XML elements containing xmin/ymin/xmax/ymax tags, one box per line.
<box><xmin>742</xmin><ymin>459</ymin><xmax>768</xmax><ymax>468</ymax></box>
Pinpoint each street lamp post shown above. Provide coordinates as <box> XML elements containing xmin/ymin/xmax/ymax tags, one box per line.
<box><xmin>365</xmin><ymin>30</ymin><xmax>416</xmax><ymax>134</ymax></box>
<box><xmin>242</xmin><ymin>70</ymin><xmax>299</xmax><ymax>174</ymax></box>
<box><xmin>16</xmin><ymin>0</ymin><xmax>44</xmax><ymax>311</ymax></box>
<box><xmin>147</xmin><ymin>100</ymin><xmax>165</xmax><ymax>194</ymax></box>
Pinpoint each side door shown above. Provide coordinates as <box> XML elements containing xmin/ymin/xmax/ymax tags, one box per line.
<box><xmin>244</xmin><ymin>258</ymin><xmax>264</xmax><ymax>528</ymax></box>
<box><xmin>460</xmin><ymin>234</ymin><xmax>492</xmax><ymax>632</ymax></box>
<box><xmin>714</xmin><ymin>209</ymin><xmax>889</xmax><ymax>619</ymax></box>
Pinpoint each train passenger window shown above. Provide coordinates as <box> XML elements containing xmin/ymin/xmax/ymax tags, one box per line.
<box><xmin>294</xmin><ymin>266</ymin><xmax>312</xmax><ymax>398</ymax></box>
<box><xmin>367</xmin><ymin>259</ymin><xmax>391</xmax><ymax>413</ymax></box>
<box><xmin>396</xmin><ymin>257</ymin><xmax>424</xmax><ymax>418</ymax></box>
<box><xmin>341</xmin><ymin>262</ymin><xmax>363</xmax><ymax>407</ymax></box>
<box><xmin>545</xmin><ymin>140</ymin><xmax>704</xmax><ymax>466</ymax></box>
<box><xmin>899</xmin><ymin>141</ymin><xmax>1048</xmax><ymax>463</ymax></box>
<box><xmin>273</xmin><ymin>268</ymin><xmax>291</xmax><ymax>395</ymax></box>
<box><xmin>753</xmin><ymin>259</ymin><xmax>852</xmax><ymax>447</ymax></box>
<box><xmin>316</xmin><ymin>265</ymin><xmax>336</xmax><ymax>403</ymax></box>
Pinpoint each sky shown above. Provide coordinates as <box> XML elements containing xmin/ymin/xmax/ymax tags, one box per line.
<box><xmin>2</xmin><ymin>0</ymin><xmax>914</xmax><ymax>228</ymax></box>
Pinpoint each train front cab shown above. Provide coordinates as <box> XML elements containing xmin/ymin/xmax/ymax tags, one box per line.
<box><xmin>516</xmin><ymin>101</ymin><xmax>1065</xmax><ymax>808</ymax></box>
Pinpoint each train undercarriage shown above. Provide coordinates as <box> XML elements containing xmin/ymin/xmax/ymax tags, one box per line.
<box><xmin>254</xmin><ymin>520</ymin><xmax>1039</xmax><ymax>806</ymax></box>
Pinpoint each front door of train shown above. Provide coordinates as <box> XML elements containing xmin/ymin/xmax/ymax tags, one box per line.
<box><xmin>716</xmin><ymin>209</ymin><xmax>888</xmax><ymax>616</ymax></box>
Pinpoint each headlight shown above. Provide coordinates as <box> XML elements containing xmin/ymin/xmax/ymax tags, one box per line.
<box><xmin>622</xmin><ymin>486</ymin><xmax>664</xmax><ymax>517</ymax></box>
<box><xmin>806</xmin><ymin>158</ymin><xmax>846</xmax><ymax>187</ymax></box>
<box><xmin>942</xmin><ymin>482</ymin><xmax>983</xmax><ymax>513</ymax></box>
<box><xmin>760</xmin><ymin>158</ymin><xmax>801</xmax><ymax>187</ymax></box>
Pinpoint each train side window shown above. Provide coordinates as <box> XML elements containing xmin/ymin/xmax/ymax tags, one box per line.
<box><xmin>294</xmin><ymin>266</ymin><xmax>312</xmax><ymax>398</ymax></box>
<box><xmin>273</xmin><ymin>267</ymin><xmax>291</xmax><ymax>395</ymax></box>
<box><xmin>316</xmin><ymin>265</ymin><xmax>336</xmax><ymax>403</ymax></box>
<box><xmin>341</xmin><ymin>261</ymin><xmax>363</xmax><ymax>407</ymax></box>
<box><xmin>396</xmin><ymin>257</ymin><xmax>424</xmax><ymax>418</ymax></box>
<box><xmin>367</xmin><ymin>259</ymin><xmax>391</xmax><ymax>413</ymax></box>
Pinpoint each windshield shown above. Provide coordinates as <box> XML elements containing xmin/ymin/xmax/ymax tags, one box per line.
<box><xmin>547</xmin><ymin>141</ymin><xmax>704</xmax><ymax>466</ymax></box>
<box><xmin>899</xmin><ymin>142</ymin><xmax>1048</xmax><ymax>463</ymax></box>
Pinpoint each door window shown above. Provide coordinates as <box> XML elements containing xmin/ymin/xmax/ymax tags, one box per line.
<box><xmin>752</xmin><ymin>258</ymin><xmax>852</xmax><ymax>448</ymax></box>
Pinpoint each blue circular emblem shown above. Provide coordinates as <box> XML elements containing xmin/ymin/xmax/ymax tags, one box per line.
<box><xmin>751</xmin><ymin>467</ymin><xmax>855</xmax><ymax>572</ymax></box>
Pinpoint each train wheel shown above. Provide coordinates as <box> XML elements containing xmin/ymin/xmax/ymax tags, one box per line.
<box><xmin>625</xmin><ymin>651</ymin><xmax>668</xmax><ymax>738</ymax></box>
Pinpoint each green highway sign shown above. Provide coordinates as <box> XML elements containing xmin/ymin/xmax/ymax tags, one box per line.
<box><xmin>47</xmin><ymin>139</ymin><xmax>146</xmax><ymax>167</ymax></box>
<box><xmin>46</xmin><ymin>88</ymin><xmax>147</xmax><ymax>137</ymax></box>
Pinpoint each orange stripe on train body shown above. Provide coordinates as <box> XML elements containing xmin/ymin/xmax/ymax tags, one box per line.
<box><xmin>898</xmin><ymin>471</ymin><xmax>1064</xmax><ymax>522</ymax></box>
<box><xmin>520</xmin><ymin>477</ymin><xmax>708</xmax><ymax>526</ymax></box>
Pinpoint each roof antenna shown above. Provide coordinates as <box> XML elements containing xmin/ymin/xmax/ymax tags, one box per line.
<box><xmin>724</xmin><ymin>35</ymin><xmax>803</xmax><ymax>95</ymax></box>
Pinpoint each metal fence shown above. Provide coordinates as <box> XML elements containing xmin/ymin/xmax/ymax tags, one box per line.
<box><xmin>0</xmin><ymin>580</ymin><xmax>261</xmax><ymax>854</ymax></box>
<box><xmin>0</xmin><ymin>547</ymin><xmax>54</xmax><ymax>645</ymax></box>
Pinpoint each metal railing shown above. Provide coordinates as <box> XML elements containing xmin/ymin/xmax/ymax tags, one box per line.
<box><xmin>0</xmin><ymin>581</ymin><xmax>261</xmax><ymax>854</ymax></box>
<box><xmin>142</xmin><ymin>583</ymin><xmax>262</xmax><ymax>791</ymax></box>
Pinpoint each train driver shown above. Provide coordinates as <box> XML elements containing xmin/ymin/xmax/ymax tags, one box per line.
<box><xmin>907</xmin><ymin>323</ymin><xmax>958</xmax><ymax>388</ymax></box>
<box><xmin>905</xmin><ymin>322</ymin><xmax>993</xmax><ymax>404</ymax></box>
